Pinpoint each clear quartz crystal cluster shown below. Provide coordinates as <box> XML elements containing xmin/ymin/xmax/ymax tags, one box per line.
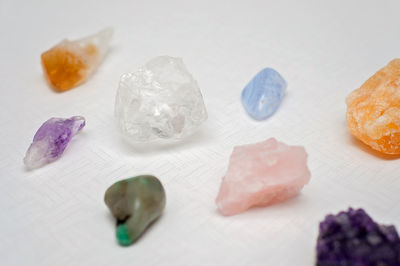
<box><xmin>115</xmin><ymin>56</ymin><xmax>207</xmax><ymax>142</ymax></box>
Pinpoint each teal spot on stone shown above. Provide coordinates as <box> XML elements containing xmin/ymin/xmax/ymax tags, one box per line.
<box><xmin>116</xmin><ymin>224</ymin><xmax>132</xmax><ymax>246</ymax></box>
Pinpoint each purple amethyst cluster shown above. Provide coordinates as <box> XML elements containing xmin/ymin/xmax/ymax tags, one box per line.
<box><xmin>317</xmin><ymin>208</ymin><xmax>400</xmax><ymax>266</ymax></box>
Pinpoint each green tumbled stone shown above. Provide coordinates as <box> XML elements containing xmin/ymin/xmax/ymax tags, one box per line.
<box><xmin>104</xmin><ymin>175</ymin><xmax>166</xmax><ymax>246</ymax></box>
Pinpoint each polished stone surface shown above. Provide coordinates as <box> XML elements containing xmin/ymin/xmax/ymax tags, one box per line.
<box><xmin>241</xmin><ymin>68</ymin><xmax>286</xmax><ymax>120</ymax></box>
<box><xmin>104</xmin><ymin>175</ymin><xmax>166</xmax><ymax>246</ymax></box>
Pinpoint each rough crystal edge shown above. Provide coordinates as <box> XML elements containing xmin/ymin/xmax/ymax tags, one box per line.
<box><xmin>23</xmin><ymin>116</ymin><xmax>85</xmax><ymax>170</ymax></box>
<box><xmin>114</xmin><ymin>56</ymin><xmax>208</xmax><ymax>143</ymax></box>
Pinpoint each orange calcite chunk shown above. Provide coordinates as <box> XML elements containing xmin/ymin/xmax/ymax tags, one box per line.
<box><xmin>41</xmin><ymin>28</ymin><xmax>113</xmax><ymax>92</ymax></box>
<box><xmin>346</xmin><ymin>59</ymin><xmax>400</xmax><ymax>154</ymax></box>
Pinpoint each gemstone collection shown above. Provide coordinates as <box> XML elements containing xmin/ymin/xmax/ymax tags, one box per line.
<box><xmin>23</xmin><ymin>29</ymin><xmax>399</xmax><ymax>260</ymax></box>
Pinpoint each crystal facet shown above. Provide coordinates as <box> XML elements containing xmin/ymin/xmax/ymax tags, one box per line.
<box><xmin>24</xmin><ymin>116</ymin><xmax>85</xmax><ymax>169</ymax></box>
<box><xmin>114</xmin><ymin>56</ymin><xmax>207</xmax><ymax>142</ymax></box>
<box><xmin>317</xmin><ymin>208</ymin><xmax>400</xmax><ymax>266</ymax></box>
<box><xmin>216</xmin><ymin>138</ymin><xmax>310</xmax><ymax>216</ymax></box>
<box><xmin>241</xmin><ymin>68</ymin><xmax>286</xmax><ymax>120</ymax></box>
<box><xmin>41</xmin><ymin>28</ymin><xmax>113</xmax><ymax>91</ymax></box>
<box><xmin>104</xmin><ymin>175</ymin><xmax>166</xmax><ymax>246</ymax></box>
<box><xmin>346</xmin><ymin>59</ymin><xmax>400</xmax><ymax>154</ymax></box>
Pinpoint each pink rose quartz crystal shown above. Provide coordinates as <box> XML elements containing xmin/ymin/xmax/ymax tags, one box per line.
<box><xmin>216</xmin><ymin>138</ymin><xmax>311</xmax><ymax>216</ymax></box>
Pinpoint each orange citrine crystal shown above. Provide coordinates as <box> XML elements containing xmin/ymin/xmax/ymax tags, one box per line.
<box><xmin>41</xmin><ymin>46</ymin><xmax>92</xmax><ymax>91</ymax></box>
<box><xmin>40</xmin><ymin>28</ymin><xmax>113</xmax><ymax>92</ymax></box>
<box><xmin>346</xmin><ymin>59</ymin><xmax>400</xmax><ymax>154</ymax></box>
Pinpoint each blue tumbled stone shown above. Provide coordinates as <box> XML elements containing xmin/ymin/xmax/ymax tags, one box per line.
<box><xmin>241</xmin><ymin>68</ymin><xmax>287</xmax><ymax>120</ymax></box>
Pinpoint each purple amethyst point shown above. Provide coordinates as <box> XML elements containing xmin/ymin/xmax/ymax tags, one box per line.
<box><xmin>316</xmin><ymin>208</ymin><xmax>400</xmax><ymax>266</ymax></box>
<box><xmin>24</xmin><ymin>116</ymin><xmax>85</xmax><ymax>169</ymax></box>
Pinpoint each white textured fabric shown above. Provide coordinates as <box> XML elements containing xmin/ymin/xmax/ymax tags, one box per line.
<box><xmin>1</xmin><ymin>0</ymin><xmax>400</xmax><ymax>265</ymax></box>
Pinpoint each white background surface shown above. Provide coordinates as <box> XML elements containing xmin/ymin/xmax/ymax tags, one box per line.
<box><xmin>1</xmin><ymin>0</ymin><xmax>400</xmax><ymax>265</ymax></box>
